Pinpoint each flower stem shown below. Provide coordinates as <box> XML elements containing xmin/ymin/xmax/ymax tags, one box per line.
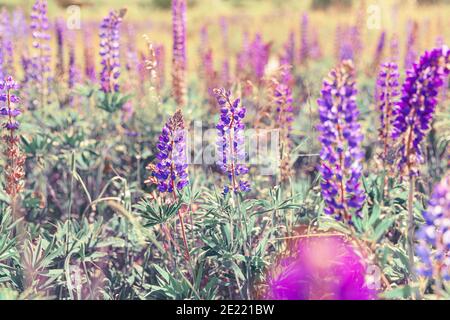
<box><xmin>407</xmin><ymin>175</ymin><xmax>416</xmax><ymax>281</ymax></box>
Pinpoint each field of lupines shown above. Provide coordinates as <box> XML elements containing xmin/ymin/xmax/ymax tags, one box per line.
<box><xmin>0</xmin><ymin>0</ymin><xmax>448</xmax><ymax>301</ymax></box>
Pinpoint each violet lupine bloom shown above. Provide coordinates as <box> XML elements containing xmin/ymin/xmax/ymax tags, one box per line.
<box><xmin>0</xmin><ymin>9</ymin><xmax>14</xmax><ymax>78</ymax></box>
<box><xmin>155</xmin><ymin>44</ymin><xmax>165</xmax><ymax>91</ymax></box>
<box><xmin>299</xmin><ymin>13</ymin><xmax>309</xmax><ymax>64</ymax></box>
<box><xmin>219</xmin><ymin>17</ymin><xmax>231</xmax><ymax>87</ymax></box>
<box><xmin>416</xmin><ymin>173</ymin><xmax>450</xmax><ymax>281</ymax></box>
<box><xmin>55</xmin><ymin>18</ymin><xmax>65</xmax><ymax>78</ymax></box>
<box><xmin>236</xmin><ymin>32</ymin><xmax>250</xmax><ymax>79</ymax></box>
<box><xmin>273</xmin><ymin>66</ymin><xmax>294</xmax><ymax>182</ymax></box>
<box><xmin>390</xmin><ymin>33</ymin><xmax>400</xmax><ymax>63</ymax></box>
<box><xmin>280</xmin><ymin>31</ymin><xmax>296</xmax><ymax>66</ymax></box>
<box><xmin>214</xmin><ymin>88</ymin><xmax>250</xmax><ymax>193</ymax></box>
<box><xmin>12</xmin><ymin>8</ymin><xmax>28</xmax><ymax>43</ymax></box>
<box><xmin>30</xmin><ymin>0</ymin><xmax>52</xmax><ymax>104</ymax></box>
<box><xmin>172</xmin><ymin>0</ymin><xmax>187</xmax><ymax>107</ymax></box>
<box><xmin>199</xmin><ymin>25</ymin><xmax>218</xmax><ymax>103</ymax></box>
<box><xmin>249</xmin><ymin>33</ymin><xmax>271</xmax><ymax>82</ymax></box>
<box><xmin>317</xmin><ymin>61</ymin><xmax>365</xmax><ymax>222</ymax></box>
<box><xmin>377</xmin><ymin>62</ymin><xmax>400</xmax><ymax>170</ymax></box>
<box><xmin>336</xmin><ymin>26</ymin><xmax>354</xmax><ymax>61</ymax></box>
<box><xmin>99</xmin><ymin>9</ymin><xmax>126</xmax><ymax>94</ymax></box>
<box><xmin>83</xmin><ymin>29</ymin><xmax>96</xmax><ymax>82</ymax></box>
<box><xmin>68</xmin><ymin>36</ymin><xmax>80</xmax><ymax>106</ymax></box>
<box><xmin>146</xmin><ymin>110</ymin><xmax>189</xmax><ymax>193</ymax></box>
<box><xmin>0</xmin><ymin>76</ymin><xmax>25</xmax><ymax>198</ymax></box>
<box><xmin>371</xmin><ymin>31</ymin><xmax>386</xmax><ymax>73</ymax></box>
<box><xmin>309</xmin><ymin>29</ymin><xmax>322</xmax><ymax>60</ymax></box>
<box><xmin>404</xmin><ymin>21</ymin><xmax>418</xmax><ymax>70</ymax></box>
<box><xmin>267</xmin><ymin>234</ymin><xmax>376</xmax><ymax>300</ymax></box>
<box><xmin>392</xmin><ymin>46</ymin><xmax>450</xmax><ymax>176</ymax></box>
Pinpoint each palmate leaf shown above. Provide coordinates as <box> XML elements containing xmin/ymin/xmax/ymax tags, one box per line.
<box><xmin>97</xmin><ymin>91</ymin><xmax>132</xmax><ymax>113</ymax></box>
<box><xmin>134</xmin><ymin>198</ymin><xmax>181</xmax><ymax>227</ymax></box>
<box><xmin>0</xmin><ymin>208</ymin><xmax>17</xmax><ymax>265</ymax></box>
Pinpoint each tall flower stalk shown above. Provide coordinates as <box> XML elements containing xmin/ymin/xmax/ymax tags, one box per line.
<box><xmin>317</xmin><ymin>61</ymin><xmax>365</xmax><ymax>223</ymax></box>
<box><xmin>99</xmin><ymin>9</ymin><xmax>126</xmax><ymax>94</ymax></box>
<box><xmin>0</xmin><ymin>76</ymin><xmax>25</xmax><ymax>221</ymax></box>
<box><xmin>404</xmin><ymin>21</ymin><xmax>418</xmax><ymax>70</ymax></box>
<box><xmin>281</xmin><ymin>31</ymin><xmax>296</xmax><ymax>66</ymax></box>
<box><xmin>55</xmin><ymin>18</ymin><xmax>65</xmax><ymax>79</ymax></box>
<box><xmin>392</xmin><ymin>46</ymin><xmax>450</xmax><ymax>275</ymax></box>
<box><xmin>299</xmin><ymin>13</ymin><xmax>309</xmax><ymax>65</ymax></box>
<box><xmin>0</xmin><ymin>9</ymin><xmax>15</xmax><ymax>78</ymax></box>
<box><xmin>67</xmin><ymin>34</ymin><xmax>78</xmax><ymax>107</ymax></box>
<box><xmin>214</xmin><ymin>88</ymin><xmax>250</xmax><ymax>193</ymax></box>
<box><xmin>30</xmin><ymin>0</ymin><xmax>52</xmax><ymax>108</ymax></box>
<box><xmin>270</xmin><ymin>66</ymin><xmax>294</xmax><ymax>182</ymax></box>
<box><xmin>390</xmin><ymin>33</ymin><xmax>400</xmax><ymax>63</ymax></box>
<box><xmin>172</xmin><ymin>0</ymin><xmax>187</xmax><ymax>107</ymax></box>
<box><xmin>146</xmin><ymin>110</ymin><xmax>190</xmax><ymax>259</ymax></box>
<box><xmin>83</xmin><ymin>27</ymin><xmax>96</xmax><ymax>82</ymax></box>
<box><xmin>370</xmin><ymin>31</ymin><xmax>386</xmax><ymax>75</ymax></box>
<box><xmin>376</xmin><ymin>62</ymin><xmax>399</xmax><ymax>196</ymax></box>
<box><xmin>199</xmin><ymin>25</ymin><xmax>218</xmax><ymax>106</ymax></box>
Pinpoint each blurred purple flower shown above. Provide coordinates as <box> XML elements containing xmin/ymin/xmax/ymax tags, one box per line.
<box><xmin>55</xmin><ymin>18</ymin><xmax>65</xmax><ymax>78</ymax></box>
<box><xmin>172</xmin><ymin>0</ymin><xmax>187</xmax><ymax>107</ymax></box>
<box><xmin>416</xmin><ymin>173</ymin><xmax>450</xmax><ymax>282</ymax></box>
<box><xmin>280</xmin><ymin>31</ymin><xmax>295</xmax><ymax>66</ymax></box>
<box><xmin>299</xmin><ymin>13</ymin><xmax>309</xmax><ymax>64</ymax></box>
<box><xmin>0</xmin><ymin>9</ymin><xmax>15</xmax><ymax>78</ymax></box>
<box><xmin>267</xmin><ymin>234</ymin><xmax>376</xmax><ymax>300</ymax></box>
<box><xmin>83</xmin><ymin>27</ymin><xmax>96</xmax><ymax>82</ymax></box>
<box><xmin>249</xmin><ymin>33</ymin><xmax>271</xmax><ymax>82</ymax></box>
<box><xmin>404</xmin><ymin>21</ymin><xmax>418</xmax><ymax>70</ymax></box>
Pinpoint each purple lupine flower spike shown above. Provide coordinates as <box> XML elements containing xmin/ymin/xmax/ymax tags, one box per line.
<box><xmin>172</xmin><ymin>0</ymin><xmax>187</xmax><ymax>107</ymax></box>
<box><xmin>377</xmin><ymin>62</ymin><xmax>399</xmax><ymax>169</ymax></box>
<box><xmin>99</xmin><ymin>9</ymin><xmax>126</xmax><ymax>94</ymax></box>
<box><xmin>68</xmin><ymin>32</ymin><xmax>79</xmax><ymax>106</ymax></box>
<box><xmin>317</xmin><ymin>61</ymin><xmax>365</xmax><ymax>222</ymax></box>
<box><xmin>219</xmin><ymin>17</ymin><xmax>231</xmax><ymax>87</ymax></box>
<box><xmin>404</xmin><ymin>21</ymin><xmax>418</xmax><ymax>70</ymax></box>
<box><xmin>392</xmin><ymin>46</ymin><xmax>450</xmax><ymax>176</ymax></box>
<box><xmin>272</xmin><ymin>65</ymin><xmax>294</xmax><ymax>182</ymax></box>
<box><xmin>30</xmin><ymin>0</ymin><xmax>52</xmax><ymax>107</ymax></box>
<box><xmin>310</xmin><ymin>29</ymin><xmax>322</xmax><ymax>61</ymax></box>
<box><xmin>155</xmin><ymin>44</ymin><xmax>165</xmax><ymax>91</ymax></box>
<box><xmin>390</xmin><ymin>33</ymin><xmax>400</xmax><ymax>63</ymax></box>
<box><xmin>0</xmin><ymin>76</ymin><xmax>25</xmax><ymax>198</ymax></box>
<box><xmin>214</xmin><ymin>88</ymin><xmax>250</xmax><ymax>193</ymax></box>
<box><xmin>0</xmin><ymin>9</ymin><xmax>15</xmax><ymax>78</ymax></box>
<box><xmin>299</xmin><ymin>13</ymin><xmax>309</xmax><ymax>65</ymax></box>
<box><xmin>370</xmin><ymin>31</ymin><xmax>386</xmax><ymax>74</ymax></box>
<box><xmin>146</xmin><ymin>110</ymin><xmax>189</xmax><ymax>193</ymax></box>
<box><xmin>83</xmin><ymin>26</ymin><xmax>96</xmax><ymax>82</ymax></box>
<box><xmin>55</xmin><ymin>18</ymin><xmax>65</xmax><ymax>78</ymax></box>
<box><xmin>249</xmin><ymin>33</ymin><xmax>271</xmax><ymax>82</ymax></box>
<box><xmin>280</xmin><ymin>31</ymin><xmax>295</xmax><ymax>66</ymax></box>
<box><xmin>416</xmin><ymin>173</ymin><xmax>450</xmax><ymax>282</ymax></box>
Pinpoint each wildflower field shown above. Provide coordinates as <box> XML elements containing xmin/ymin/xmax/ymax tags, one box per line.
<box><xmin>0</xmin><ymin>0</ymin><xmax>449</xmax><ymax>301</ymax></box>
